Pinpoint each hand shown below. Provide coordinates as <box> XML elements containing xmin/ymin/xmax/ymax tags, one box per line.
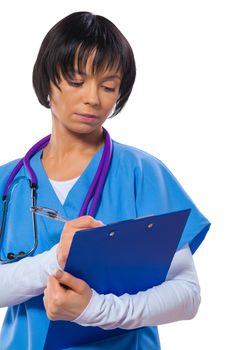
<box><xmin>43</xmin><ymin>270</ymin><xmax>93</xmax><ymax>321</ymax></box>
<box><xmin>57</xmin><ymin>215</ymin><xmax>104</xmax><ymax>270</ymax></box>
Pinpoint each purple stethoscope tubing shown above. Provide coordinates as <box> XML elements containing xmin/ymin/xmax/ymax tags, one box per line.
<box><xmin>2</xmin><ymin>126</ymin><xmax>112</xmax><ymax>216</ymax></box>
<box><xmin>0</xmin><ymin>127</ymin><xmax>112</xmax><ymax>263</ymax></box>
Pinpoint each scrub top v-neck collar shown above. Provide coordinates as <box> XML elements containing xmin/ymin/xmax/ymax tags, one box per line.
<box><xmin>28</xmin><ymin>142</ymin><xmax>105</xmax><ymax>220</ymax></box>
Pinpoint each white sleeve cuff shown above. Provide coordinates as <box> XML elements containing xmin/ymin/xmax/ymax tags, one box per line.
<box><xmin>72</xmin><ymin>289</ymin><xmax>105</xmax><ymax>326</ymax></box>
<box><xmin>41</xmin><ymin>243</ymin><xmax>64</xmax><ymax>277</ymax></box>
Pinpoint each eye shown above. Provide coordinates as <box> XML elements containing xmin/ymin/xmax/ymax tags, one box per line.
<box><xmin>103</xmin><ymin>86</ymin><xmax>116</xmax><ymax>92</ymax></box>
<box><xmin>69</xmin><ymin>81</ymin><xmax>84</xmax><ymax>87</ymax></box>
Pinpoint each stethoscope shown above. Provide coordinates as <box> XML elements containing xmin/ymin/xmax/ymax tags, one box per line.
<box><xmin>0</xmin><ymin>127</ymin><xmax>112</xmax><ymax>264</ymax></box>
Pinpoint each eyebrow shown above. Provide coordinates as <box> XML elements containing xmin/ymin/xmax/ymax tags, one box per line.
<box><xmin>72</xmin><ymin>69</ymin><xmax>121</xmax><ymax>81</ymax></box>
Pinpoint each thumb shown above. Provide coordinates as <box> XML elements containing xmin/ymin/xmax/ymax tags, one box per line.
<box><xmin>55</xmin><ymin>270</ymin><xmax>88</xmax><ymax>294</ymax></box>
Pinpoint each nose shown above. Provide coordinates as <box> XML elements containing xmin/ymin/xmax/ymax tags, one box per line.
<box><xmin>82</xmin><ymin>82</ymin><xmax>100</xmax><ymax>106</ymax></box>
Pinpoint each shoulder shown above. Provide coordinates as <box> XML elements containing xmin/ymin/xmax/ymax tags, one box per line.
<box><xmin>112</xmin><ymin>139</ymin><xmax>166</xmax><ymax>171</ymax></box>
<box><xmin>0</xmin><ymin>157</ymin><xmax>23</xmax><ymax>183</ymax></box>
<box><xmin>112</xmin><ymin>139</ymin><xmax>180</xmax><ymax>187</ymax></box>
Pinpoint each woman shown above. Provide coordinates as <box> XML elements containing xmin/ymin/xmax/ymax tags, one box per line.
<box><xmin>0</xmin><ymin>11</ymin><xmax>210</xmax><ymax>349</ymax></box>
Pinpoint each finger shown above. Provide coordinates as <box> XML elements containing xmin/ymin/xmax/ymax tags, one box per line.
<box><xmin>47</xmin><ymin>275</ymin><xmax>63</xmax><ymax>293</ymax></box>
<box><xmin>55</xmin><ymin>270</ymin><xmax>88</xmax><ymax>294</ymax></box>
<box><xmin>68</xmin><ymin>216</ymin><xmax>104</xmax><ymax>229</ymax></box>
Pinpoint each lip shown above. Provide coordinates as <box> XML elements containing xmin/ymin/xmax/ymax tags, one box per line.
<box><xmin>74</xmin><ymin>113</ymin><xmax>99</xmax><ymax>124</ymax></box>
<box><xmin>75</xmin><ymin>113</ymin><xmax>99</xmax><ymax>118</ymax></box>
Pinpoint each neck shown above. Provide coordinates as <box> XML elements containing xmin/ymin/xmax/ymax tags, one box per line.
<box><xmin>42</xmin><ymin>125</ymin><xmax>105</xmax><ymax>162</ymax></box>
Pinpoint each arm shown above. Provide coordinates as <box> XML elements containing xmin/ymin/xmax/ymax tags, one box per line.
<box><xmin>0</xmin><ymin>216</ymin><xmax>103</xmax><ymax>309</ymax></box>
<box><xmin>0</xmin><ymin>244</ymin><xmax>62</xmax><ymax>308</ymax></box>
<box><xmin>72</xmin><ymin>244</ymin><xmax>201</xmax><ymax>329</ymax></box>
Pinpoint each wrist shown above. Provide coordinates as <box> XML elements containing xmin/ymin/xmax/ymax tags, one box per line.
<box><xmin>55</xmin><ymin>244</ymin><xmax>64</xmax><ymax>271</ymax></box>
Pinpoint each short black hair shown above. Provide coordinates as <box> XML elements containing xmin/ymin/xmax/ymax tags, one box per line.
<box><xmin>32</xmin><ymin>11</ymin><xmax>136</xmax><ymax>118</ymax></box>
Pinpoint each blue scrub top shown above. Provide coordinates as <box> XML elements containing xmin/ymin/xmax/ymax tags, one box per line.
<box><xmin>0</xmin><ymin>139</ymin><xmax>211</xmax><ymax>350</ymax></box>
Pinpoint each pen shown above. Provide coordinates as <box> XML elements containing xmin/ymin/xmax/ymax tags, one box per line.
<box><xmin>30</xmin><ymin>206</ymin><xmax>69</xmax><ymax>223</ymax></box>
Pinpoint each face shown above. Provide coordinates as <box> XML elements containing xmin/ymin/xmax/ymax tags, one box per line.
<box><xmin>49</xmin><ymin>51</ymin><xmax>122</xmax><ymax>135</ymax></box>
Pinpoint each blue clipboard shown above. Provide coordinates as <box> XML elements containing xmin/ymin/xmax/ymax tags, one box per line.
<box><xmin>44</xmin><ymin>209</ymin><xmax>191</xmax><ymax>349</ymax></box>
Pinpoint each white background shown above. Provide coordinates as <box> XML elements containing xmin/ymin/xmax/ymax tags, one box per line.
<box><xmin>0</xmin><ymin>1</ymin><xmax>244</xmax><ymax>349</ymax></box>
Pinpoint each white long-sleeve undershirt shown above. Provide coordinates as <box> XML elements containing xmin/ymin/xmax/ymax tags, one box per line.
<box><xmin>0</xmin><ymin>176</ymin><xmax>201</xmax><ymax>329</ymax></box>
<box><xmin>0</xmin><ymin>243</ymin><xmax>201</xmax><ymax>329</ymax></box>
<box><xmin>0</xmin><ymin>244</ymin><xmax>61</xmax><ymax>308</ymax></box>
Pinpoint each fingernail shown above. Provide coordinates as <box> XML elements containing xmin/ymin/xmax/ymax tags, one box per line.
<box><xmin>56</xmin><ymin>270</ymin><xmax>63</xmax><ymax>278</ymax></box>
